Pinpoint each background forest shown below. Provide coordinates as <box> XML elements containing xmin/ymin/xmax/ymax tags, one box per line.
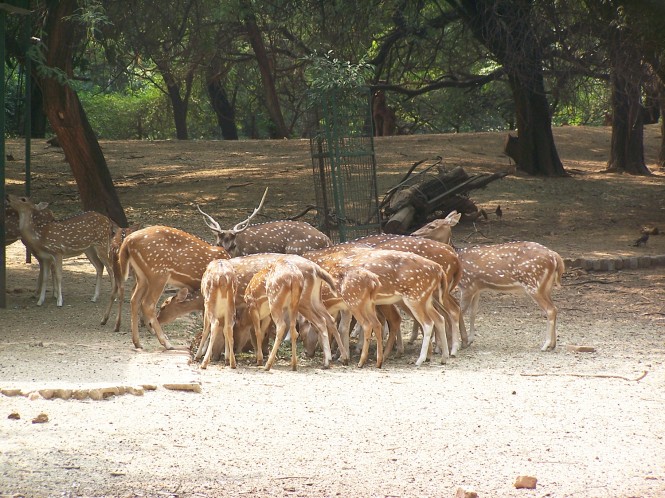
<box><xmin>2</xmin><ymin>0</ymin><xmax>665</xmax><ymax>224</ymax></box>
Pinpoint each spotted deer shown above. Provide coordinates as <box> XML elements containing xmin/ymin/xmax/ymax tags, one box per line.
<box><xmin>198</xmin><ymin>259</ymin><xmax>237</xmax><ymax>369</ymax></box>
<box><xmin>117</xmin><ymin>225</ymin><xmax>230</xmax><ymax>350</ymax></box>
<box><xmin>243</xmin><ymin>254</ymin><xmax>344</xmax><ymax>371</ymax></box>
<box><xmin>100</xmin><ymin>223</ymin><xmax>142</xmax><ymax>331</ymax></box>
<box><xmin>197</xmin><ymin>188</ymin><xmax>332</xmax><ymax>256</ymax></box>
<box><xmin>7</xmin><ymin>194</ymin><xmax>114</xmax><ymax>307</ymax></box>
<box><xmin>159</xmin><ymin>253</ymin><xmax>346</xmax><ymax>369</ymax></box>
<box><xmin>409</xmin><ymin>211</ymin><xmax>461</xmax><ymax>245</ymax></box>
<box><xmin>305</xmin><ymin>246</ymin><xmax>449</xmax><ymax>368</ymax></box>
<box><xmin>5</xmin><ymin>198</ymin><xmax>55</xmax><ymax>246</ymax></box>
<box><xmin>348</xmin><ymin>233</ymin><xmax>466</xmax><ymax>356</ymax></box>
<box><xmin>457</xmin><ymin>241</ymin><xmax>565</xmax><ymax>351</ymax></box>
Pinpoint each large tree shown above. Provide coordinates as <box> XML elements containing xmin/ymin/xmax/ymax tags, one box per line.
<box><xmin>446</xmin><ymin>0</ymin><xmax>566</xmax><ymax>176</ymax></box>
<box><xmin>38</xmin><ymin>0</ymin><xmax>127</xmax><ymax>225</ymax></box>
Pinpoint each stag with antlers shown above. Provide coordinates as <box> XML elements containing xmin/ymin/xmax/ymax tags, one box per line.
<box><xmin>197</xmin><ymin>188</ymin><xmax>332</xmax><ymax>256</ymax></box>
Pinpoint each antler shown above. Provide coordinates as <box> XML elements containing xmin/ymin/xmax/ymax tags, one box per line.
<box><xmin>197</xmin><ymin>204</ymin><xmax>223</xmax><ymax>233</ymax></box>
<box><xmin>232</xmin><ymin>187</ymin><xmax>269</xmax><ymax>233</ymax></box>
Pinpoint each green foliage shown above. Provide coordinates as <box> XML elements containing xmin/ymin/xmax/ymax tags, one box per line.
<box><xmin>303</xmin><ymin>51</ymin><xmax>374</xmax><ymax>94</ymax></box>
<box><xmin>78</xmin><ymin>84</ymin><xmax>174</xmax><ymax>139</ymax></box>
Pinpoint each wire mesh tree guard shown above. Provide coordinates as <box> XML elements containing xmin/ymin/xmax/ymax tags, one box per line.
<box><xmin>309</xmin><ymin>87</ymin><xmax>381</xmax><ymax>242</ymax></box>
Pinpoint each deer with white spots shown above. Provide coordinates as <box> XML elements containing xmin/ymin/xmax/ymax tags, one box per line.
<box><xmin>7</xmin><ymin>194</ymin><xmax>114</xmax><ymax>307</ymax></box>
<box><xmin>4</xmin><ymin>198</ymin><xmax>55</xmax><ymax>246</ymax></box>
<box><xmin>457</xmin><ymin>241</ymin><xmax>565</xmax><ymax>351</ymax></box>
<box><xmin>197</xmin><ymin>259</ymin><xmax>237</xmax><ymax>369</ymax></box>
<box><xmin>409</xmin><ymin>210</ymin><xmax>461</xmax><ymax>245</ymax></box>
<box><xmin>159</xmin><ymin>252</ymin><xmax>346</xmax><ymax>369</ymax></box>
<box><xmin>353</xmin><ymin>233</ymin><xmax>466</xmax><ymax>357</ymax></box>
<box><xmin>117</xmin><ymin>225</ymin><xmax>230</xmax><ymax>350</ymax></box>
<box><xmin>305</xmin><ymin>245</ymin><xmax>449</xmax><ymax>368</ymax></box>
<box><xmin>197</xmin><ymin>188</ymin><xmax>332</xmax><ymax>257</ymax></box>
<box><xmin>243</xmin><ymin>254</ymin><xmax>344</xmax><ymax>371</ymax></box>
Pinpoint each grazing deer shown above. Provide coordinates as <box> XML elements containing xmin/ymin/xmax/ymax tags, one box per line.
<box><xmin>117</xmin><ymin>225</ymin><xmax>230</xmax><ymax>350</ymax></box>
<box><xmin>457</xmin><ymin>241</ymin><xmax>565</xmax><ymax>351</ymax></box>
<box><xmin>243</xmin><ymin>254</ymin><xmax>344</xmax><ymax>371</ymax></box>
<box><xmin>159</xmin><ymin>253</ymin><xmax>346</xmax><ymax>369</ymax></box>
<box><xmin>306</xmin><ymin>246</ymin><xmax>449</xmax><ymax>368</ymax></box>
<box><xmin>198</xmin><ymin>259</ymin><xmax>237</xmax><ymax>369</ymax></box>
<box><xmin>197</xmin><ymin>188</ymin><xmax>332</xmax><ymax>256</ymax></box>
<box><xmin>100</xmin><ymin>223</ymin><xmax>142</xmax><ymax>331</ymax></box>
<box><xmin>7</xmin><ymin>194</ymin><xmax>114</xmax><ymax>307</ymax></box>
<box><xmin>245</xmin><ymin>260</ymin><xmax>303</xmax><ymax>371</ymax></box>
<box><xmin>409</xmin><ymin>211</ymin><xmax>461</xmax><ymax>246</ymax></box>
<box><xmin>351</xmin><ymin>233</ymin><xmax>466</xmax><ymax>356</ymax></box>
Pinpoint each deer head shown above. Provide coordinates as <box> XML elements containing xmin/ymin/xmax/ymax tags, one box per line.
<box><xmin>197</xmin><ymin>187</ymin><xmax>268</xmax><ymax>254</ymax></box>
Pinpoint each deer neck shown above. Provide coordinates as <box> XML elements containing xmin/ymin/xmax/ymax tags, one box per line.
<box><xmin>16</xmin><ymin>209</ymin><xmax>48</xmax><ymax>253</ymax></box>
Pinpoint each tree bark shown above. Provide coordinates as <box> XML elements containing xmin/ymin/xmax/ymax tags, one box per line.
<box><xmin>207</xmin><ymin>57</ymin><xmax>238</xmax><ymax>140</ymax></box>
<box><xmin>157</xmin><ymin>62</ymin><xmax>192</xmax><ymax>141</ymax></box>
<box><xmin>510</xmin><ymin>74</ymin><xmax>566</xmax><ymax>176</ymax></box>
<box><xmin>606</xmin><ymin>29</ymin><xmax>651</xmax><ymax>175</ymax></box>
<box><xmin>39</xmin><ymin>0</ymin><xmax>127</xmax><ymax>226</ymax></box>
<box><xmin>243</xmin><ymin>7</ymin><xmax>289</xmax><ymax>139</ymax></box>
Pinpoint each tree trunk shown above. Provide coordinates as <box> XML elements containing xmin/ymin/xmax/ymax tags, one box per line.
<box><xmin>207</xmin><ymin>58</ymin><xmax>238</xmax><ymax>140</ymax></box>
<box><xmin>606</xmin><ymin>30</ymin><xmax>651</xmax><ymax>175</ymax></box>
<box><xmin>30</xmin><ymin>77</ymin><xmax>47</xmax><ymax>138</ymax></box>
<box><xmin>243</xmin><ymin>8</ymin><xmax>289</xmax><ymax>139</ymax></box>
<box><xmin>158</xmin><ymin>64</ymin><xmax>191</xmax><ymax>141</ymax></box>
<box><xmin>510</xmin><ymin>74</ymin><xmax>566</xmax><ymax>176</ymax></box>
<box><xmin>448</xmin><ymin>0</ymin><xmax>565</xmax><ymax>177</ymax></box>
<box><xmin>39</xmin><ymin>0</ymin><xmax>127</xmax><ymax>226</ymax></box>
<box><xmin>659</xmin><ymin>95</ymin><xmax>665</xmax><ymax>168</ymax></box>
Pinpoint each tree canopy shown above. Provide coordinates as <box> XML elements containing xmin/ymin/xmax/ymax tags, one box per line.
<box><xmin>3</xmin><ymin>0</ymin><xmax>664</xmax><ymax>218</ymax></box>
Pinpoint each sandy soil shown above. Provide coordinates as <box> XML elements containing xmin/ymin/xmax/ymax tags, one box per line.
<box><xmin>1</xmin><ymin>125</ymin><xmax>665</xmax><ymax>498</ymax></box>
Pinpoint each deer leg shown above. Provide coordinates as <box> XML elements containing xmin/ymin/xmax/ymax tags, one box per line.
<box><xmin>250</xmin><ymin>308</ymin><xmax>266</xmax><ymax>367</ymax></box>
<box><xmin>129</xmin><ymin>280</ymin><xmax>150</xmax><ymax>349</ymax></box>
<box><xmin>53</xmin><ymin>255</ymin><xmax>64</xmax><ymax>307</ymax></box>
<box><xmin>381</xmin><ymin>305</ymin><xmax>402</xmax><ymax>358</ymax></box>
<box><xmin>436</xmin><ymin>293</ymin><xmax>462</xmax><ymax>357</ymax></box>
<box><xmin>195</xmin><ymin>312</ymin><xmax>211</xmax><ymax>361</ymax></box>
<box><xmin>35</xmin><ymin>256</ymin><xmax>51</xmax><ymax>306</ymax></box>
<box><xmin>85</xmin><ymin>248</ymin><xmax>105</xmax><ymax>303</ymax></box>
<box><xmin>459</xmin><ymin>290</ymin><xmax>479</xmax><ymax>345</ymax></box>
<box><xmin>139</xmin><ymin>283</ymin><xmax>173</xmax><ymax>350</ymax></box>
<box><xmin>202</xmin><ymin>317</ymin><xmax>221</xmax><ymax>369</ymax></box>
<box><xmin>289</xmin><ymin>315</ymin><xmax>299</xmax><ymax>371</ymax></box>
<box><xmin>531</xmin><ymin>292</ymin><xmax>558</xmax><ymax>351</ymax></box>
<box><xmin>265</xmin><ymin>312</ymin><xmax>289</xmax><ymax>371</ymax></box>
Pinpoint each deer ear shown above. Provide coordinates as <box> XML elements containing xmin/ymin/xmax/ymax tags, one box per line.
<box><xmin>175</xmin><ymin>287</ymin><xmax>190</xmax><ymax>302</ymax></box>
<box><xmin>445</xmin><ymin>211</ymin><xmax>461</xmax><ymax>226</ymax></box>
<box><xmin>36</xmin><ymin>202</ymin><xmax>49</xmax><ymax>210</ymax></box>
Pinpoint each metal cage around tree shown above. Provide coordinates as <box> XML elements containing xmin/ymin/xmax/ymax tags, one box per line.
<box><xmin>309</xmin><ymin>87</ymin><xmax>381</xmax><ymax>243</ymax></box>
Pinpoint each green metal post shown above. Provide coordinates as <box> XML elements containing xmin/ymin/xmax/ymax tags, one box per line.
<box><xmin>0</xmin><ymin>9</ymin><xmax>6</xmax><ymax>308</ymax></box>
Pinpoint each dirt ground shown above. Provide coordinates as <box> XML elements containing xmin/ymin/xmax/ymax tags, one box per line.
<box><xmin>1</xmin><ymin>125</ymin><xmax>665</xmax><ymax>498</ymax></box>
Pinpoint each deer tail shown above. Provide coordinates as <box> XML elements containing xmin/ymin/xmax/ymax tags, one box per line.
<box><xmin>118</xmin><ymin>238</ymin><xmax>132</xmax><ymax>283</ymax></box>
<box><xmin>554</xmin><ymin>252</ymin><xmax>565</xmax><ymax>287</ymax></box>
<box><xmin>316</xmin><ymin>266</ymin><xmax>337</xmax><ymax>294</ymax></box>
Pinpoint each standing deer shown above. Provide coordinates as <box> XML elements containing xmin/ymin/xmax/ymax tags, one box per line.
<box><xmin>347</xmin><ymin>233</ymin><xmax>466</xmax><ymax>356</ymax></box>
<box><xmin>457</xmin><ymin>241</ymin><xmax>565</xmax><ymax>351</ymax></box>
<box><xmin>306</xmin><ymin>246</ymin><xmax>449</xmax><ymax>368</ymax></box>
<box><xmin>7</xmin><ymin>194</ymin><xmax>114</xmax><ymax>307</ymax></box>
<box><xmin>5</xmin><ymin>198</ymin><xmax>55</xmax><ymax>246</ymax></box>
<box><xmin>197</xmin><ymin>188</ymin><xmax>332</xmax><ymax>256</ymax></box>
<box><xmin>245</xmin><ymin>260</ymin><xmax>303</xmax><ymax>371</ymax></box>
<box><xmin>118</xmin><ymin>225</ymin><xmax>230</xmax><ymax>350</ymax></box>
<box><xmin>243</xmin><ymin>254</ymin><xmax>344</xmax><ymax>371</ymax></box>
<box><xmin>159</xmin><ymin>253</ymin><xmax>347</xmax><ymax>369</ymax></box>
<box><xmin>198</xmin><ymin>259</ymin><xmax>237</xmax><ymax>369</ymax></box>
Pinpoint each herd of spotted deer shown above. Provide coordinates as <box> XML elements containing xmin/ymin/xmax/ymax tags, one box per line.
<box><xmin>5</xmin><ymin>188</ymin><xmax>565</xmax><ymax>370</ymax></box>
